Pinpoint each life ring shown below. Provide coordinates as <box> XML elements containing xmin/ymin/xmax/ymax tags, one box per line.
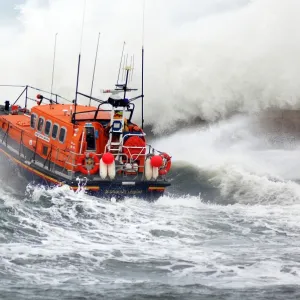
<box><xmin>77</xmin><ymin>152</ymin><xmax>99</xmax><ymax>175</ymax></box>
<box><xmin>159</xmin><ymin>152</ymin><xmax>172</xmax><ymax>175</ymax></box>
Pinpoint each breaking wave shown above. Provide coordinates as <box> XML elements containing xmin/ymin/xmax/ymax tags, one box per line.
<box><xmin>2</xmin><ymin>0</ymin><xmax>300</xmax><ymax>132</ymax></box>
<box><xmin>2</xmin><ymin>2</ymin><xmax>300</xmax><ymax>299</ymax></box>
<box><xmin>155</xmin><ymin>114</ymin><xmax>300</xmax><ymax>205</ymax></box>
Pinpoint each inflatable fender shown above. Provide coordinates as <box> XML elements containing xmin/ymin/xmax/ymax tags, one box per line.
<box><xmin>144</xmin><ymin>157</ymin><xmax>153</xmax><ymax>180</ymax></box>
<box><xmin>152</xmin><ymin>166</ymin><xmax>159</xmax><ymax>180</ymax></box>
<box><xmin>107</xmin><ymin>159</ymin><xmax>116</xmax><ymax>179</ymax></box>
<box><xmin>99</xmin><ymin>158</ymin><xmax>108</xmax><ymax>179</ymax></box>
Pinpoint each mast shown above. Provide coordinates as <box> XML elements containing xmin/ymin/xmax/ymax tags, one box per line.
<box><xmin>89</xmin><ymin>32</ymin><xmax>101</xmax><ymax>106</ymax></box>
<box><xmin>74</xmin><ymin>53</ymin><xmax>81</xmax><ymax>121</ymax></box>
<box><xmin>50</xmin><ymin>32</ymin><xmax>58</xmax><ymax>101</ymax></box>
<box><xmin>73</xmin><ymin>0</ymin><xmax>87</xmax><ymax>123</ymax></box>
<box><xmin>141</xmin><ymin>47</ymin><xmax>144</xmax><ymax>129</ymax></box>
<box><xmin>123</xmin><ymin>68</ymin><xmax>130</xmax><ymax>100</ymax></box>
<box><xmin>141</xmin><ymin>0</ymin><xmax>146</xmax><ymax>129</ymax></box>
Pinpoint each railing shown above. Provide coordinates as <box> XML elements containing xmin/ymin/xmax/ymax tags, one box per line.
<box><xmin>0</xmin><ymin>85</ymin><xmax>72</xmax><ymax>111</ymax></box>
<box><xmin>71</xmin><ymin>98</ymin><xmax>135</xmax><ymax>124</ymax></box>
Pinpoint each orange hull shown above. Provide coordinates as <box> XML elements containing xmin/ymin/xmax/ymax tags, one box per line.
<box><xmin>0</xmin><ymin>85</ymin><xmax>172</xmax><ymax>200</ymax></box>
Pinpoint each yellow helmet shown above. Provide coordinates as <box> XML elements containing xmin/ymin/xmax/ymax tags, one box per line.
<box><xmin>115</xmin><ymin>111</ymin><xmax>123</xmax><ymax>116</ymax></box>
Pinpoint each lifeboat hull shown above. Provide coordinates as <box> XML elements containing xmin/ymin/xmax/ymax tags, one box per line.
<box><xmin>0</xmin><ymin>144</ymin><xmax>170</xmax><ymax>201</ymax></box>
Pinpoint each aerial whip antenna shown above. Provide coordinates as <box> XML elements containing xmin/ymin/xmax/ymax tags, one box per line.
<box><xmin>89</xmin><ymin>32</ymin><xmax>101</xmax><ymax>106</ymax></box>
<box><xmin>130</xmin><ymin>55</ymin><xmax>134</xmax><ymax>81</ymax></box>
<box><xmin>141</xmin><ymin>0</ymin><xmax>146</xmax><ymax>129</ymax></box>
<box><xmin>73</xmin><ymin>0</ymin><xmax>87</xmax><ymax>123</ymax></box>
<box><xmin>50</xmin><ymin>32</ymin><xmax>58</xmax><ymax>101</ymax></box>
<box><xmin>117</xmin><ymin>41</ymin><xmax>126</xmax><ymax>86</ymax></box>
<box><xmin>122</xmin><ymin>53</ymin><xmax>128</xmax><ymax>82</ymax></box>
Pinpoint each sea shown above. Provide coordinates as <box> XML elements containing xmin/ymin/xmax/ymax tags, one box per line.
<box><xmin>2</xmin><ymin>0</ymin><xmax>300</xmax><ymax>298</ymax></box>
<box><xmin>1</xmin><ymin>114</ymin><xmax>300</xmax><ymax>300</ymax></box>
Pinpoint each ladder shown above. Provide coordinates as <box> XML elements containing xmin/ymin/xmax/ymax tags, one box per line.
<box><xmin>107</xmin><ymin>106</ymin><xmax>125</xmax><ymax>161</ymax></box>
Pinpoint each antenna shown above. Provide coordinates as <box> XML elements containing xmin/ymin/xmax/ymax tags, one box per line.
<box><xmin>130</xmin><ymin>55</ymin><xmax>135</xmax><ymax>81</ymax></box>
<box><xmin>116</xmin><ymin>41</ymin><xmax>125</xmax><ymax>86</ymax></box>
<box><xmin>141</xmin><ymin>47</ymin><xmax>144</xmax><ymax>129</ymax></box>
<box><xmin>123</xmin><ymin>66</ymin><xmax>131</xmax><ymax>100</ymax></box>
<box><xmin>122</xmin><ymin>54</ymin><xmax>128</xmax><ymax>82</ymax></box>
<box><xmin>141</xmin><ymin>0</ymin><xmax>146</xmax><ymax>129</ymax></box>
<box><xmin>89</xmin><ymin>32</ymin><xmax>101</xmax><ymax>106</ymax></box>
<box><xmin>121</xmin><ymin>54</ymin><xmax>126</xmax><ymax>82</ymax></box>
<box><xmin>50</xmin><ymin>32</ymin><xmax>58</xmax><ymax>101</ymax></box>
<box><xmin>73</xmin><ymin>0</ymin><xmax>87</xmax><ymax>123</ymax></box>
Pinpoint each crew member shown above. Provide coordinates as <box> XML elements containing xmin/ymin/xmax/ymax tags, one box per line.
<box><xmin>104</xmin><ymin>110</ymin><xmax>129</xmax><ymax>136</ymax></box>
<box><xmin>114</xmin><ymin>111</ymin><xmax>129</xmax><ymax>131</ymax></box>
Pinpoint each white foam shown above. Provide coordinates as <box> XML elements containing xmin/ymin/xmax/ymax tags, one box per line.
<box><xmin>1</xmin><ymin>181</ymin><xmax>300</xmax><ymax>288</ymax></box>
<box><xmin>2</xmin><ymin>0</ymin><xmax>300</xmax><ymax>129</ymax></box>
<box><xmin>1</xmin><ymin>0</ymin><xmax>300</xmax><ymax>289</ymax></box>
<box><xmin>154</xmin><ymin>114</ymin><xmax>300</xmax><ymax>205</ymax></box>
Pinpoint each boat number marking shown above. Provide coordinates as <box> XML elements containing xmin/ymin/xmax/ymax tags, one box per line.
<box><xmin>35</xmin><ymin>132</ymin><xmax>50</xmax><ymax>142</ymax></box>
<box><xmin>104</xmin><ymin>190</ymin><xmax>143</xmax><ymax>195</ymax></box>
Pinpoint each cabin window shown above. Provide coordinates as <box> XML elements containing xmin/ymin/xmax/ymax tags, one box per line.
<box><xmin>59</xmin><ymin>127</ymin><xmax>67</xmax><ymax>143</ymax></box>
<box><xmin>52</xmin><ymin>124</ymin><xmax>59</xmax><ymax>140</ymax></box>
<box><xmin>37</xmin><ymin>117</ymin><xmax>45</xmax><ymax>132</ymax></box>
<box><xmin>44</xmin><ymin>120</ymin><xmax>52</xmax><ymax>136</ymax></box>
<box><xmin>85</xmin><ymin>126</ymin><xmax>96</xmax><ymax>151</ymax></box>
<box><xmin>30</xmin><ymin>113</ymin><xmax>37</xmax><ymax>129</ymax></box>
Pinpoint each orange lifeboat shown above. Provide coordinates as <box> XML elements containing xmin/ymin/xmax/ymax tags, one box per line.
<box><xmin>0</xmin><ymin>52</ymin><xmax>172</xmax><ymax>201</ymax></box>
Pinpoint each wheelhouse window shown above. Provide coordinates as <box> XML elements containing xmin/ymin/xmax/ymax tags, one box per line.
<box><xmin>59</xmin><ymin>127</ymin><xmax>67</xmax><ymax>143</ymax></box>
<box><xmin>30</xmin><ymin>113</ymin><xmax>37</xmax><ymax>129</ymax></box>
<box><xmin>85</xmin><ymin>127</ymin><xmax>96</xmax><ymax>151</ymax></box>
<box><xmin>37</xmin><ymin>117</ymin><xmax>44</xmax><ymax>132</ymax></box>
<box><xmin>44</xmin><ymin>120</ymin><xmax>52</xmax><ymax>135</ymax></box>
<box><xmin>44</xmin><ymin>120</ymin><xmax>52</xmax><ymax>136</ymax></box>
<box><xmin>52</xmin><ymin>124</ymin><xmax>59</xmax><ymax>139</ymax></box>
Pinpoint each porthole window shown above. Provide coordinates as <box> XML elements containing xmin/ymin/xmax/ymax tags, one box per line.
<box><xmin>37</xmin><ymin>117</ymin><xmax>44</xmax><ymax>132</ymax></box>
<box><xmin>59</xmin><ymin>127</ymin><xmax>67</xmax><ymax>143</ymax></box>
<box><xmin>30</xmin><ymin>113</ymin><xmax>37</xmax><ymax>129</ymax></box>
<box><xmin>44</xmin><ymin>120</ymin><xmax>52</xmax><ymax>136</ymax></box>
<box><xmin>52</xmin><ymin>124</ymin><xmax>59</xmax><ymax>139</ymax></box>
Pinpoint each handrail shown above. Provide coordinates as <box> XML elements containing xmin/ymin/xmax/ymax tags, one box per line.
<box><xmin>0</xmin><ymin>85</ymin><xmax>72</xmax><ymax>109</ymax></box>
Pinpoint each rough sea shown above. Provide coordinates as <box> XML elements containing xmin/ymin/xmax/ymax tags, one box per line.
<box><xmin>1</xmin><ymin>114</ymin><xmax>300</xmax><ymax>300</ymax></box>
<box><xmin>2</xmin><ymin>0</ymin><xmax>300</xmax><ymax>298</ymax></box>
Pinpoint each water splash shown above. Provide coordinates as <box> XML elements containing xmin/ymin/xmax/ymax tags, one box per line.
<box><xmin>2</xmin><ymin>0</ymin><xmax>300</xmax><ymax>131</ymax></box>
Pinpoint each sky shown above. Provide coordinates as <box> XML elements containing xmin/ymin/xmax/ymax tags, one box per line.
<box><xmin>1</xmin><ymin>0</ymin><xmax>300</xmax><ymax>131</ymax></box>
<box><xmin>0</xmin><ymin>0</ymin><xmax>24</xmax><ymax>21</ymax></box>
